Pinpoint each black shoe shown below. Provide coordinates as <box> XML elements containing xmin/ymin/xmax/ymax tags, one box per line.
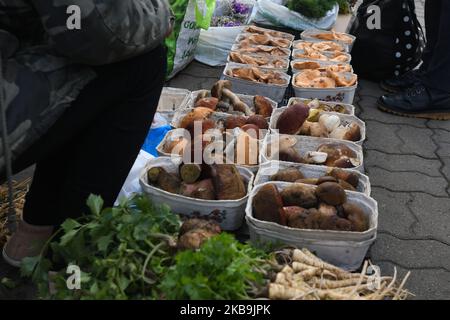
<box><xmin>380</xmin><ymin>70</ymin><xmax>422</xmax><ymax>93</ymax></box>
<box><xmin>378</xmin><ymin>84</ymin><xmax>450</xmax><ymax>120</ymax></box>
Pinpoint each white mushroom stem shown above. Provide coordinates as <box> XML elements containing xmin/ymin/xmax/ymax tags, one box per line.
<box><xmin>222</xmin><ymin>88</ymin><xmax>254</xmax><ymax>116</ymax></box>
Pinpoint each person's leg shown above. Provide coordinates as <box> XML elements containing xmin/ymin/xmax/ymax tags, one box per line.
<box><xmin>21</xmin><ymin>46</ymin><xmax>166</xmax><ymax>225</ymax></box>
<box><xmin>421</xmin><ymin>0</ymin><xmax>442</xmax><ymax>70</ymax></box>
<box><xmin>4</xmin><ymin>46</ymin><xmax>166</xmax><ymax>265</ymax></box>
<box><xmin>420</xmin><ymin>0</ymin><xmax>450</xmax><ymax>93</ymax></box>
<box><xmin>378</xmin><ymin>1</ymin><xmax>450</xmax><ymax>120</ymax></box>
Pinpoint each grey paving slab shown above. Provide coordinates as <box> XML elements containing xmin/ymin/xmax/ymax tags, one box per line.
<box><xmin>375</xmin><ymin>261</ymin><xmax>450</xmax><ymax>300</ymax></box>
<box><xmin>370</xmin><ymin>234</ymin><xmax>450</xmax><ymax>271</ymax></box>
<box><xmin>364</xmin><ymin>121</ymin><xmax>438</xmax><ymax>158</ymax></box>
<box><xmin>371</xmin><ymin>187</ymin><xmax>450</xmax><ymax>243</ymax></box>
<box><xmin>367</xmin><ymin>167</ymin><xmax>448</xmax><ymax>196</ymax></box>
<box><xmin>364</xmin><ymin>149</ymin><xmax>443</xmax><ymax>177</ymax></box>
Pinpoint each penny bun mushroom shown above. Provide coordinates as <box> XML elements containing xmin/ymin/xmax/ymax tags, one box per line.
<box><xmin>316</xmin><ymin>182</ymin><xmax>347</xmax><ymax>206</ymax></box>
<box><xmin>276</xmin><ymin>103</ymin><xmax>310</xmax><ymax>134</ymax></box>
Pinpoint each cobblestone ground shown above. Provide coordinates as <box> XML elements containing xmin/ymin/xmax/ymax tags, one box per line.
<box><xmin>2</xmin><ymin>0</ymin><xmax>449</xmax><ymax>300</ymax></box>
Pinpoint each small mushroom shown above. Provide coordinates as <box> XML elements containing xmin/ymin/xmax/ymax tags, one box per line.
<box><xmin>246</xmin><ymin>114</ymin><xmax>269</xmax><ymax>130</ymax></box>
<box><xmin>254</xmin><ymin>95</ymin><xmax>273</xmax><ymax>118</ymax></box>
<box><xmin>318</xmin><ymin>203</ymin><xmax>337</xmax><ymax>217</ymax></box>
<box><xmin>342</xmin><ymin>203</ymin><xmax>369</xmax><ymax>232</ymax></box>
<box><xmin>281</xmin><ymin>184</ymin><xmax>318</xmax><ymax>208</ymax></box>
<box><xmin>317</xmin><ymin>175</ymin><xmax>338</xmax><ymax>185</ymax></box>
<box><xmin>195</xmin><ymin>90</ymin><xmax>210</xmax><ymax>102</ymax></box>
<box><xmin>319</xmin><ymin>114</ymin><xmax>341</xmax><ymax>132</ymax></box>
<box><xmin>295</xmin><ymin>178</ymin><xmax>319</xmax><ymax>185</ymax></box>
<box><xmin>211</xmin><ymin>80</ymin><xmax>254</xmax><ymax>115</ymax></box>
<box><xmin>316</xmin><ymin>182</ymin><xmax>347</xmax><ymax>206</ymax></box>
<box><xmin>329</xmin><ymin>123</ymin><xmax>361</xmax><ymax>142</ymax></box>
<box><xmin>240</xmin><ymin>124</ymin><xmax>261</xmax><ymax>139</ymax></box>
<box><xmin>284</xmin><ymin>206</ymin><xmax>310</xmax><ymax>229</ymax></box>
<box><xmin>307</xmin><ymin>109</ymin><xmax>321</xmax><ymax>122</ymax></box>
<box><xmin>195</xmin><ymin>97</ymin><xmax>219</xmax><ymax>110</ymax></box>
<box><xmin>309</xmin><ymin>122</ymin><xmax>328</xmax><ymax>138</ymax></box>
<box><xmin>271</xmin><ymin>168</ymin><xmax>305</xmax><ymax>182</ymax></box>
<box><xmin>329</xmin><ymin>169</ymin><xmax>359</xmax><ymax>188</ymax></box>
<box><xmin>338</xmin><ymin>179</ymin><xmax>357</xmax><ymax>192</ymax></box>
<box><xmin>305</xmin><ymin>151</ymin><xmax>328</xmax><ymax>164</ymax></box>
<box><xmin>225</xmin><ymin>115</ymin><xmax>247</xmax><ymax>130</ymax></box>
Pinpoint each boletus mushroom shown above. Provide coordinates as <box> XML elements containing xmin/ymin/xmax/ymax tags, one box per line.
<box><xmin>254</xmin><ymin>95</ymin><xmax>273</xmax><ymax>118</ymax></box>
<box><xmin>270</xmin><ymin>168</ymin><xmax>305</xmax><ymax>182</ymax></box>
<box><xmin>276</xmin><ymin>103</ymin><xmax>310</xmax><ymax>135</ymax></box>
<box><xmin>281</xmin><ymin>184</ymin><xmax>318</xmax><ymax>208</ymax></box>
<box><xmin>253</xmin><ymin>184</ymin><xmax>286</xmax><ymax>225</ymax></box>
<box><xmin>315</xmin><ymin>182</ymin><xmax>347</xmax><ymax>206</ymax></box>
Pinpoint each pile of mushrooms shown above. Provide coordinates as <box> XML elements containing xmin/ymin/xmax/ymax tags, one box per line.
<box><xmin>275</xmin><ymin>102</ymin><xmax>361</xmax><ymax>142</ymax></box>
<box><xmin>252</xmin><ymin>182</ymin><xmax>369</xmax><ymax>232</ymax></box>
<box><xmin>267</xmin><ymin>136</ymin><xmax>361</xmax><ymax>169</ymax></box>
<box><xmin>194</xmin><ymin>80</ymin><xmax>273</xmax><ymax>117</ymax></box>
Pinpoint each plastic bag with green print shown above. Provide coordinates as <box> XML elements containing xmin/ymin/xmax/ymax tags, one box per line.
<box><xmin>165</xmin><ymin>0</ymin><xmax>216</xmax><ymax>79</ymax></box>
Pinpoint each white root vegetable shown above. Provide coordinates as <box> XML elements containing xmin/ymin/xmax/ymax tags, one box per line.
<box><xmin>268</xmin><ymin>248</ymin><xmax>412</xmax><ymax>300</ymax></box>
<box><xmin>269</xmin><ymin>283</ymin><xmax>305</xmax><ymax>300</ymax></box>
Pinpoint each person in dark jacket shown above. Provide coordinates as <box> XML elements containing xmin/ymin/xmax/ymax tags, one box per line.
<box><xmin>378</xmin><ymin>0</ymin><xmax>450</xmax><ymax>120</ymax></box>
<box><xmin>1</xmin><ymin>0</ymin><xmax>172</xmax><ymax>267</ymax></box>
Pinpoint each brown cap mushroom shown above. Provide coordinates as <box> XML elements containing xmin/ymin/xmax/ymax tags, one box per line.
<box><xmin>276</xmin><ymin>103</ymin><xmax>310</xmax><ymax>135</ymax></box>
<box><xmin>316</xmin><ymin>182</ymin><xmax>347</xmax><ymax>206</ymax></box>
<box><xmin>254</xmin><ymin>95</ymin><xmax>273</xmax><ymax>118</ymax></box>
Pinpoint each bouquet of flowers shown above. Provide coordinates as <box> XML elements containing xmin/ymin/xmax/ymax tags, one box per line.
<box><xmin>211</xmin><ymin>0</ymin><xmax>255</xmax><ymax>27</ymax></box>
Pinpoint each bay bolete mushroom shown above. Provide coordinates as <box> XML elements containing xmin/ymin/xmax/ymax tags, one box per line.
<box><xmin>270</xmin><ymin>168</ymin><xmax>305</xmax><ymax>182</ymax></box>
<box><xmin>253</xmin><ymin>184</ymin><xmax>286</xmax><ymax>225</ymax></box>
<box><xmin>316</xmin><ymin>182</ymin><xmax>347</xmax><ymax>206</ymax></box>
<box><xmin>342</xmin><ymin>203</ymin><xmax>369</xmax><ymax>232</ymax></box>
<box><xmin>281</xmin><ymin>184</ymin><xmax>318</xmax><ymax>208</ymax></box>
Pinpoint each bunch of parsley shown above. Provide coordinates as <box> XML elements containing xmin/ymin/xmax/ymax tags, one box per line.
<box><xmin>159</xmin><ymin>233</ymin><xmax>269</xmax><ymax>300</ymax></box>
<box><xmin>21</xmin><ymin>194</ymin><xmax>180</xmax><ymax>299</ymax></box>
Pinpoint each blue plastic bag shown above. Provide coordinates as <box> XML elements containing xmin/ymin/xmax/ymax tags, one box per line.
<box><xmin>141</xmin><ymin>125</ymin><xmax>172</xmax><ymax>157</ymax></box>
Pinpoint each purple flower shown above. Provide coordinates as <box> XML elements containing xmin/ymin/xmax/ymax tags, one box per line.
<box><xmin>232</xmin><ymin>0</ymin><xmax>250</xmax><ymax>15</ymax></box>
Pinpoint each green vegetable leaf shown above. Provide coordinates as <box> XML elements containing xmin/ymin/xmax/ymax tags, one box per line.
<box><xmin>86</xmin><ymin>194</ymin><xmax>104</xmax><ymax>215</ymax></box>
<box><xmin>97</xmin><ymin>234</ymin><xmax>113</xmax><ymax>252</ymax></box>
<box><xmin>20</xmin><ymin>256</ymin><xmax>41</xmax><ymax>277</ymax></box>
<box><xmin>61</xmin><ymin>219</ymin><xmax>81</xmax><ymax>232</ymax></box>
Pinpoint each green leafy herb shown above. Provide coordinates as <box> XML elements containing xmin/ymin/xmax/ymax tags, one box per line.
<box><xmin>287</xmin><ymin>0</ymin><xmax>351</xmax><ymax>19</ymax></box>
<box><xmin>21</xmin><ymin>194</ymin><xmax>181</xmax><ymax>299</ymax></box>
<box><xmin>159</xmin><ymin>233</ymin><xmax>268</xmax><ymax>300</ymax></box>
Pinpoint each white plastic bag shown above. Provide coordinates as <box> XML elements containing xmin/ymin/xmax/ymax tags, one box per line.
<box><xmin>249</xmin><ymin>0</ymin><xmax>339</xmax><ymax>31</ymax></box>
<box><xmin>115</xmin><ymin>150</ymin><xmax>154</xmax><ymax>204</ymax></box>
<box><xmin>194</xmin><ymin>26</ymin><xmax>244</xmax><ymax>66</ymax></box>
